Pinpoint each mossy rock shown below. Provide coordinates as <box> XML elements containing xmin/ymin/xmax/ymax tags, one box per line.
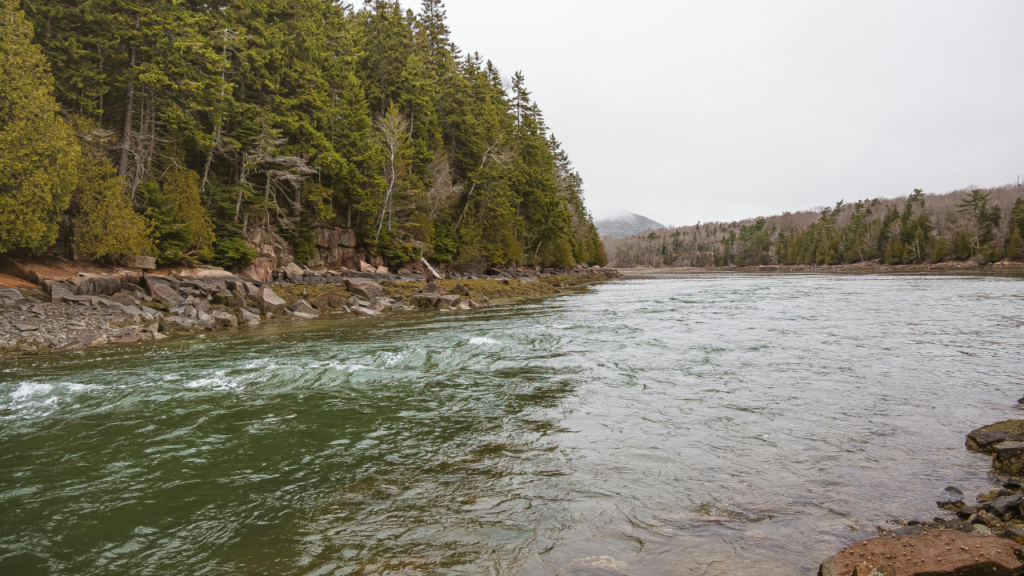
<box><xmin>967</xmin><ymin>421</ymin><xmax>1024</xmax><ymax>453</ymax></box>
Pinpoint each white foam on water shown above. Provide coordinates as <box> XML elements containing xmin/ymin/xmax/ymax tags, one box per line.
<box><xmin>11</xmin><ymin>382</ymin><xmax>53</xmax><ymax>400</ymax></box>
<box><xmin>469</xmin><ymin>337</ymin><xmax>499</xmax><ymax>345</ymax></box>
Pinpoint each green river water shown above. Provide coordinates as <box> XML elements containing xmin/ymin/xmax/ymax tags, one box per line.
<box><xmin>2</xmin><ymin>274</ymin><xmax>1023</xmax><ymax>575</ymax></box>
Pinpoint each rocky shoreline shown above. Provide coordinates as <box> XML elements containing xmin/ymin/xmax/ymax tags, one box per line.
<box><xmin>0</xmin><ymin>260</ymin><xmax>619</xmax><ymax>359</ymax></box>
<box><xmin>817</xmin><ymin>403</ymin><xmax>1024</xmax><ymax>575</ymax></box>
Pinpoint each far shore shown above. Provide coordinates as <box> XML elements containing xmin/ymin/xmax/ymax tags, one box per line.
<box><xmin>613</xmin><ymin>260</ymin><xmax>1024</xmax><ymax>277</ymax></box>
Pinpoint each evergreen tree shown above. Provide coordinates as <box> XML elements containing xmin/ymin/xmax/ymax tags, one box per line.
<box><xmin>0</xmin><ymin>0</ymin><xmax>79</xmax><ymax>253</ymax></box>
<box><xmin>72</xmin><ymin>121</ymin><xmax>152</xmax><ymax>259</ymax></box>
<box><xmin>1007</xmin><ymin>228</ymin><xmax>1023</xmax><ymax>262</ymax></box>
<box><xmin>931</xmin><ymin>236</ymin><xmax>949</xmax><ymax>263</ymax></box>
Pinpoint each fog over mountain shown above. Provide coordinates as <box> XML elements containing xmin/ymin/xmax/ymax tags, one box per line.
<box><xmin>595</xmin><ymin>213</ymin><xmax>666</xmax><ymax>239</ymax></box>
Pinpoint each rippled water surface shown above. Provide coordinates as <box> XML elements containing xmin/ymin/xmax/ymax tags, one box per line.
<box><xmin>2</xmin><ymin>274</ymin><xmax>1024</xmax><ymax>575</ymax></box>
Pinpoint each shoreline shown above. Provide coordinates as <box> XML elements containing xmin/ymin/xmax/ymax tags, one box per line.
<box><xmin>0</xmin><ymin>265</ymin><xmax>619</xmax><ymax>360</ymax></box>
<box><xmin>614</xmin><ymin>260</ymin><xmax>1024</xmax><ymax>278</ymax></box>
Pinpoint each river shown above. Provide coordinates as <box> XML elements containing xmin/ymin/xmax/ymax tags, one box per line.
<box><xmin>2</xmin><ymin>273</ymin><xmax>1023</xmax><ymax>575</ymax></box>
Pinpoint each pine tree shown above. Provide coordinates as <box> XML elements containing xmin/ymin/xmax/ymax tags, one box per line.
<box><xmin>73</xmin><ymin>135</ymin><xmax>152</xmax><ymax>260</ymax></box>
<box><xmin>931</xmin><ymin>236</ymin><xmax>949</xmax><ymax>263</ymax></box>
<box><xmin>0</xmin><ymin>0</ymin><xmax>79</xmax><ymax>253</ymax></box>
<box><xmin>1007</xmin><ymin>229</ymin><xmax>1023</xmax><ymax>262</ymax></box>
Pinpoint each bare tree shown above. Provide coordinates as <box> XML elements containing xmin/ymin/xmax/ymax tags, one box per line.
<box><xmin>425</xmin><ymin>153</ymin><xmax>462</xmax><ymax>220</ymax></box>
<box><xmin>373</xmin><ymin>108</ymin><xmax>409</xmax><ymax>241</ymax></box>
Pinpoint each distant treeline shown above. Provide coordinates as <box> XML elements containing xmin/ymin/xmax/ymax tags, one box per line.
<box><xmin>605</xmin><ymin>185</ymin><xmax>1024</xmax><ymax>268</ymax></box>
<box><xmin>0</xmin><ymin>0</ymin><xmax>605</xmax><ymax>269</ymax></box>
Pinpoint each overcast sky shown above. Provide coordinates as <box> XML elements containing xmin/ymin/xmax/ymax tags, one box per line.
<box><xmin>428</xmin><ymin>0</ymin><xmax>1024</xmax><ymax>226</ymax></box>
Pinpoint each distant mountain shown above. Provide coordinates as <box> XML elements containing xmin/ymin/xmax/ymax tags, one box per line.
<box><xmin>595</xmin><ymin>212</ymin><xmax>666</xmax><ymax>238</ymax></box>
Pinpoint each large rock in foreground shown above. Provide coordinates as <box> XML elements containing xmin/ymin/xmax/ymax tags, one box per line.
<box><xmin>818</xmin><ymin>530</ymin><xmax>1023</xmax><ymax>576</ymax></box>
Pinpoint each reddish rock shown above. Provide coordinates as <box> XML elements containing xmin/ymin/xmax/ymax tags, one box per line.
<box><xmin>240</xmin><ymin>257</ymin><xmax>275</xmax><ymax>282</ymax></box>
<box><xmin>344</xmin><ymin>278</ymin><xmax>382</xmax><ymax>300</ymax></box>
<box><xmin>310</xmin><ymin>293</ymin><xmax>344</xmax><ymax>310</ymax></box>
<box><xmin>818</xmin><ymin>530</ymin><xmax>1022</xmax><ymax>576</ymax></box>
<box><xmin>314</xmin><ymin>228</ymin><xmax>356</xmax><ymax>248</ymax></box>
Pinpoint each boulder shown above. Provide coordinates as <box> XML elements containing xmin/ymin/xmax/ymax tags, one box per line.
<box><xmin>161</xmin><ymin>316</ymin><xmax>195</xmax><ymax>332</ymax></box>
<box><xmin>292</xmin><ymin>311</ymin><xmax>318</xmax><ymax>320</ymax></box>
<box><xmin>967</xmin><ymin>427</ymin><xmax>1024</xmax><ymax>453</ymax></box>
<box><xmin>410</xmin><ymin>293</ymin><xmax>441</xmax><ymax>309</ymax></box>
<box><xmin>288</xmin><ymin>299</ymin><xmax>316</xmax><ymax>314</ymax></box>
<box><xmin>209</xmin><ymin>310</ymin><xmax>238</xmax><ymax>328</ymax></box>
<box><xmin>993</xmin><ymin>442</ymin><xmax>1024</xmax><ymax>475</ymax></box>
<box><xmin>47</xmin><ymin>283</ymin><xmax>75</xmax><ymax>303</ymax></box>
<box><xmin>112</xmin><ymin>292</ymin><xmax>139</xmax><ymax>307</ymax></box>
<box><xmin>344</xmin><ymin>279</ymin><xmax>383</xmax><ymax>300</ymax></box>
<box><xmin>451</xmin><ymin>283</ymin><xmax>470</xmax><ymax>296</ymax></box>
<box><xmin>818</xmin><ymin>530</ymin><xmax>1022</xmax><ymax>576</ymax></box>
<box><xmin>224</xmin><ymin>296</ymin><xmax>247</xmax><ymax>309</ymax></box>
<box><xmin>238</xmin><ymin>309</ymin><xmax>261</xmax><ymax>326</ymax></box>
<box><xmin>248</xmin><ymin>287</ymin><xmax>287</xmax><ymax>315</ymax></box>
<box><xmin>370</xmin><ymin>298</ymin><xmax>392</xmax><ymax>312</ymax></box>
<box><xmin>282</xmin><ymin>262</ymin><xmax>305</xmax><ymax>281</ymax></box>
<box><xmin>359</xmin><ymin>261</ymin><xmax>376</xmax><ymax>273</ymax></box>
<box><xmin>123</xmin><ymin>255</ymin><xmax>156</xmax><ymax>270</ymax></box>
<box><xmin>77</xmin><ymin>274</ymin><xmax>120</xmax><ymax>296</ymax></box>
<box><xmin>310</xmin><ymin>293</ymin><xmax>344</xmax><ymax>310</ymax></box>
<box><xmin>240</xmin><ymin>257</ymin><xmax>275</xmax><ymax>283</ymax></box>
<box><xmin>991</xmin><ymin>494</ymin><xmax>1022</xmax><ymax>518</ymax></box>
<box><xmin>375</xmin><ymin>265</ymin><xmax>389</xmax><ymax>274</ymax></box>
<box><xmin>435</xmin><ymin>295</ymin><xmax>462</xmax><ymax>310</ymax></box>
<box><xmin>148</xmin><ymin>282</ymin><xmax>184</xmax><ymax>306</ymax></box>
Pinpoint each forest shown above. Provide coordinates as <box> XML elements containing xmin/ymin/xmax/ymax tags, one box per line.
<box><xmin>0</xmin><ymin>0</ymin><xmax>606</xmax><ymax>272</ymax></box>
<box><xmin>605</xmin><ymin>185</ymin><xmax>1024</xmax><ymax>269</ymax></box>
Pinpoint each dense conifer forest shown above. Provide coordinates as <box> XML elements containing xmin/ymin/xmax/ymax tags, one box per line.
<box><xmin>606</xmin><ymin>185</ymin><xmax>1024</xmax><ymax>268</ymax></box>
<box><xmin>0</xmin><ymin>0</ymin><xmax>606</xmax><ymax>271</ymax></box>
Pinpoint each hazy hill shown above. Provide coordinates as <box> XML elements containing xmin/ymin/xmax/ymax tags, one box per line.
<box><xmin>602</xmin><ymin>184</ymin><xmax>1024</xmax><ymax>268</ymax></box>
<box><xmin>596</xmin><ymin>213</ymin><xmax>666</xmax><ymax>238</ymax></box>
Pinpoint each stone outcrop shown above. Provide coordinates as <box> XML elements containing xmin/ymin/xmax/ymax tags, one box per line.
<box><xmin>0</xmin><ymin>264</ymin><xmax>616</xmax><ymax>357</ymax></box>
<box><xmin>344</xmin><ymin>278</ymin><xmax>382</xmax><ymax>300</ymax></box>
<box><xmin>818</xmin><ymin>530</ymin><xmax>1022</xmax><ymax>576</ymax></box>
<box><xmin>122</xmin><ymin>256</ymin><xmax>157</xmax><ymax>270</ymax></box>
<box><xmin>308</xmin><ymin>227</ymin><xmax>359</xmax><ymax>270</ymax></box>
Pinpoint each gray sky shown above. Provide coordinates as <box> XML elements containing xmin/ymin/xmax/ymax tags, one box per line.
<box><xmin>432</xmin><ymin>0</ymin><xmax>1024</xmax><ymax>226</ymax></box>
